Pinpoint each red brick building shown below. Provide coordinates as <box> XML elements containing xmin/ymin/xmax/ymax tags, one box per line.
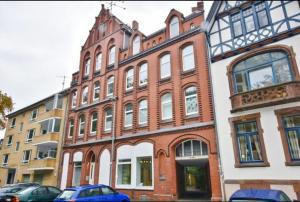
<box><xmin>59</xmin><ymin>2</ymin><xmax>222</xmax><ymax>201</ymax></box>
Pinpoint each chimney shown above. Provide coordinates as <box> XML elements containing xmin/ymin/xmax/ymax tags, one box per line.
<box><xmin>192</xmin><ymin>1</ymin><xmax>204</xmax><ymax>12</ymax></box>
<box><xmin>132</xmin><ymin>20</ymin><xmax>139</xmax><ymax>31</ymax></box>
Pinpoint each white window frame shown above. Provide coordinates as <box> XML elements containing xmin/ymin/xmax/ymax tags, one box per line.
<box><xmin>126</xmin><ymin>69</ymin><xmax>134</xmax><ymax>91</ymax></box>
<box><xmin>10</xmin><ymin>118</ymin><xmax>16</xmax><ymax>128</ymax></box>
<box><xmin>93</xmin><ymin>82</ymin><xmax>100</xmax><ymax>101</ymax></box>
<box><xmin>108</xmin><ymin>46</ymin><xmax>116</xmax><ymax>65</ymax></box>
<box><xmin>84</xmin><ymin>58</ymin><xmax>91</xmax><ymax>77</ymax></box>
<box><xmin>104</xmin><ymin>109</ymin><xmax>113</xmax><ymax>132</ymax></box>
<box><xmin>7</xmin><ymin>136</ymin><xmax>12</xmax><ymax>147</ymax></box>
<box><xmin>90</xmin><ymin>112</ymin><xmax>98</xmax><ymax>135</ymax></box>
<box><xmin>2</xmin><ymin>154</ymin><xmax>8</xmax><ymax>166</ymax></box>
<box><xmin>161</xmin><ymin>93</ymin><xmax>173</xmax><ymax>120</ymax></box>
<box><xmin>107</xmin><ymin>76</ymin><xmax>114</xmax><ymax>97</ymax></box>
<box><xmin>160</xmin><ymin>54</ymin><xmax>171</xmax><ymax>79</ymax></box>
<box><xmin>124</xmin><ymin>104</ymin><xmax>133</xmax><ymax>128</ymax></box>
<box><xmin>26</xmin><ymin>129</ymin><xmax>35</xmax><ymax>143</ymax></box>
<box><xmin>30</xmin><ymin>109</ymin><xmax>38</xmax><ymax>121</ymax></box>
<box><xmin>71</xmin><ymin>91</ymin><xmax>77</xmax><ymax>108</ymax></box>
<box><xmin>132</xmin><ymin>36</ymin><xmax>140</xmax><ymax>55</ymax></box>
<box><xmin>182</xmin><ymin>45</ymin><xmax>195</xmax><ymax>72</ymax></box>
<box><xmin>95</xmin><ymin>53</ymin><xmax>102</xmax><ymax>72</ymax></box>
<box><xmin>185</xmin><ymin>86</ymin><xmax>199</xmax><ymax>116</ymax></box>
<box><xmin>22</xmin><ymin>150</ymin><xmax>31</xmax><ymax>164</ymax></box>
<box><xmin>78</xmin><ymin>116</ymin><xmax>85</xmax><ymax>137</ymax></box>
<box><xmin>81</xmin><ymin>87</ymin><xmax>88</xmax><ymax>105</ymax></box>
<box><xmin>138</xmin><ymin>100</ymin><xmax>148</xmax><ymax>125</ymax></box>
<box><xmin>139</xmin><ymin>63</ymin><xmax>148</xmax><ymax>86</ymax></box>
<box><xmin>116</xmin><ymin>158</ymin><xmax>132</xmax><ymax>186</ymax></box>
<box><xmin>68</xmin><ymin>120</ymin><xmax>74</xmax><ymax>138</ymax></box>
<box><xmin>170</xmin><ymin>16</ymin><xmax>179</xmax><ymax>38</ymax></box>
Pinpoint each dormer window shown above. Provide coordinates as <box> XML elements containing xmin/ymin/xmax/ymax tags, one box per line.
<box><xmin>108</xmin><ymin>46</ymin><xmax>116</xmax><ymax>66</ymax></box>
<box><xmin>84</xmin><ymin>58</ymin><xmax>90</xmax><ymax>77</ymax></box>
<box><xmin>132</xmin><ymin>35</ymin><xmax>141</xmax><ymax>55</ymax></box>
<box><xmin>170</xmin><ymin>16</ymin><xmax>179</xmax><ymax>38</ymax></box>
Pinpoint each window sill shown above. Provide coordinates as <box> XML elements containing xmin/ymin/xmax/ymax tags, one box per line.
<box><xmin>181</xmin><ymin>69</ymin><xmax>196</xmax><ymax>77</ymax></box>
<box><xmin>184</xmin><ymin>113</ymin><xmax>200</xmax><ymax>120</ymax></box>
<box><xmin>124</xmin><ymin>89</ymin><xmax>133</xmax><ymax>96</ymax></box>
<box><xmin>234</xmin><ymin>161</ymin><xmax>270</xmax><ymax>168</ymax></box>
<box><xmin>138</xmin><ymin>85</ymin><xmax>148</xmax><ymax>92</ymax></box>
<box><xmin>138</xmin><ymin>123</ymin><xmax>148</xmax><ymax>128</ymax></box>
<box><xmin>106</xmin><ymin>64</ymin><xmax>114</xmax><ymax>71</ymax></box>
<box><xmin>285</xmin><ymin>161</ymin><xmax>300</xmax><ymax>166</ymax></box>
<box><xmin>159</xmin><ymin>77</ymin><xmax>171</xmax><ymax>84</ymax></box>
<box><xmin>82</xmin><ymin>76</ymin><xmax>89</xmax><ymax>81</ymax></box>
<box><xmin>94</xmin><ymin>71</ymin><xmax>101</xmax><ymax>77</ymax></box>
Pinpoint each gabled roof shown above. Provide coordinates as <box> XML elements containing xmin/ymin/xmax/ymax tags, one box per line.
<box><xmin>205</xmin><ymin>1</ymin><xmax>222</xmax><ymax>32</ymax></box>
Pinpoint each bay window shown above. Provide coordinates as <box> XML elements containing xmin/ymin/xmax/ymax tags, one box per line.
<box><xmin>40</xmin><ymin>118</ymin><xmax>61</xmax><ymax>134</ymax></box>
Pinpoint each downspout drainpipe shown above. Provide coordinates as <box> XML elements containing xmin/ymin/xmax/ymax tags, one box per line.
<box><xmin>109</xmin><ymin>96</ymin><xmax>117</xmax><ymax>186</ymax></box>
<box><xmin>204</xmin><ymin>31</ymin><xmax>226</xmax><ymax>201</ymax></box>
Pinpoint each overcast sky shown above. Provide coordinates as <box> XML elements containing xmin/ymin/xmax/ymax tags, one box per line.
<box><xmin>0</xmin><ymin>1</ymin><xmax>213</xmax><ymax>138</ymax></box>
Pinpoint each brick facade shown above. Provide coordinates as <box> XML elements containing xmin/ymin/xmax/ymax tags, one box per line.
<box><xmin>60</xmin><ymin>2</ymin><xmax>222</xmax><ymax>201</ymax></box>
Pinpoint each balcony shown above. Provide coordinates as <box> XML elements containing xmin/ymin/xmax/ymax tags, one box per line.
<box><xmin>37</xmin><ymin>108</ymin><xmax>63</xmax><ymax>121</ymax></box>
<box><xmin>230</xmin><ymin>81</ymin><xmax>300</xmax><ymax>112</ymax></box>
<box><xmin>28</xmin><ymin>158</ymin><xmax>56</xmax><ymax>171</ymax></box>
<box><xmin>32</xmin><ymin>133</ymin><xmax>59</xmax><ymax>146</ymax></box>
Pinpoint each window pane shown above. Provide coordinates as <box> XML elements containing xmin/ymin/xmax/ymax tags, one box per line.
<box><xmin>93</xmin><ymin>82</ymin><xmax>100</xmax><ymax>100</ymax></box>
<box><xmin>176</xmin><ymin>144</ymin><xmax>183</xmax><ymax>157</ymax></box>
<box><xmin>183</xmin><ymin>46</ymin><xmax>195</xmax><ymax>71</ymax></box>
<box><xmin>236</xmin><ymin>122</ymin><xmax>257</xmax><ymax>133</ymax></box>
<box><xmin>249</xmin><ymin>134</ymin><xmax>263</xmax><ymax>161</ymax></box>
<box><xmin>54</xmin><ymin>119</ymin><xmax>61</xmax><ymax>132</ymax></box>
<box><xmin>257</xmin><ymin>10</ymin><xmax>268</xmax><ymax>27</ymax></box>
<box><xmin>161</xmin><ymin>93</ymin><xmax>172</xmax><ymax>120</ymax></box>
<box><xmin>244</xmin><ymin>15</ymin><xmax>255</xmax><ymax>33</ymax></box>
<box><xmin>235</xmin><ymin>72</ymin><xmax>248</xmax><ymax>93</ymax></box>
<box><xmin>96</xmin><ymin>53</ymin><xmax>102</xmax><ymax>71</ymax></box>
<box><xmin>107</xmin><ymin>77</ymin><xmax>114</xmax><ymax>96</ymax></box>
<box><xmin>117</xmin><ymin>164</ymin><xmax>131</xmax><ymax>185</ymax></box>
<box><xmin>245</xmin><ymin>53</ymin><xmax>270</xmax><ymax>68</ymax></box>
<box><xmin>286</xmin><ymin>130</ymin><xmax>300</xmax><ymax>160</ymax></box>
<box><xmin>139</xmin><ymin>100</ymin><xmax>147</xmax><ymax>124</ymax></box>
<box><xmin>183</xmin><ymin>141</ymin><xmax>192</xmax><ymax>156</ymax></box>
<box><xmin>73</xmin><ymin>162</ymin><xmax>82</xmax><ymax>186</ymax></box>
<box><xmin>233</xmin><ymin>20</ymin><xmax>242</xmax><ymax>37</ymax></box>
<box><xmin>139</xmin><ymin>63</ymin><xmax>148</xmax><ymax>86</ymax></box>
<box><xmin>185</xmin><ymin>87</ymin><xmax>198</xmax><ymax>115</ymax></box>
<box><xmin>192</xmin><ymin>141</ymin><xmax>201</xmax><ymax>156</ymax></box>
<box><xmin>249</xmin><ymin>66</ymin><xmax>273</xmax><ymax>90</ymax></box>
<box><xmin>274</xmin><ymin>58</ymin><xmax>292</xmax><ymax>83</ymax></box>
<box><xmin>284</xmin><ymin>115</ymin><xmax>300</xmax><ymax>128</ymax></box>
<box><xmin>136</xmin><ymin>157</ymin><xmax>152</xmax><ymax>187</ymax></box>
<box><xmin>238</xmin><ymin>136</ymin><xmax>250</xmax><ymax>162</ymax></box>
<box><xmin>109</xmin><ymin>46</ymin><xmax>115</xmax><ymax>65</ymax></box>
<box><xmin>126</xmin><ymin>69</ymin><xmax>134</xmax><ymax>90</ymax></box>
<box><xmin>160</xmin><ymin>55</ymin><xmax>171</xmax><ymax>79</ymax></box>
<box><xmin>125</xmin><ymin>104</ymin><xmax>133</xmax><ymax>127</ymax></box>
<box><xmin>170</xmin><ymin>17</ymin><xmax>179</xmax><ymax>38</ymax></box>
<box><xmin>133</xmin><ymin>36</ymin><xmax>140</xmax><ymax>55</ymax></box>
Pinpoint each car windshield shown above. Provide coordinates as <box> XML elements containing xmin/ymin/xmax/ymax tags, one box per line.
<box><xmin>57</xmin><ymin>190</ymin><xmax>76</xmax><ymax>200</ymax></box>
<box><xmin>0</xmin><ymin>187</ymin><xmax>26</xmax><ymax>194</ymax></box>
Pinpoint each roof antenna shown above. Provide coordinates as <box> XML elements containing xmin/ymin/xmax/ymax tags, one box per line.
<box><xmin>104</xmin><ymin>1</ymin><xmax>126</xmax><ymax>14</ymax></box>
<box><xmin>56</xmin><ymin>75</ymin><xmax>69</xmax><ymax>90</ymax></box>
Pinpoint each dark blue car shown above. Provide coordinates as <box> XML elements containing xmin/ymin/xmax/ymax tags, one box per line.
<box><xmin>229</xmin><ymin>189</ymin><xmax>292</xmax><ymax>202</ymax></box>
<box><xmin>54</xmin><ymin>184</ymin><xmax>130</xmax><ymax>202</ymax></box>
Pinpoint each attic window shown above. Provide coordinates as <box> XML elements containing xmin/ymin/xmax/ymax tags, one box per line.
<box><xmin>99</xmin><ymin>23</ymin><xmax>107</xmax><ymax>35</ymax></box>
<box><xmin>170</xmin><ymin>16</ymin><xmax>179</xmax><ymax>38</ymax></box>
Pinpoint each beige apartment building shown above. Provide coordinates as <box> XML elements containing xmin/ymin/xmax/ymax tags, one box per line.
<box><xmin>0</xmin><ymin>89</ymin><xmax>68</xmax><ymax>186</ymax></box>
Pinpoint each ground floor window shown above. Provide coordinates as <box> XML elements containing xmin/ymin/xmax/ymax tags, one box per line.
<box><xmin>73</xmin><ymin>162</ymin><xmax>82</xmax><ymax>186</ymax></box>
<box><xmin>283</xmin><ymin>115</ymin><xmax>300</xmax><ymax>161</ymax></box>
<box><xmin>22</xmin><ymin>174</ymin><xmax>30</xmax><ymax>183</ymax></box>
<box><xmin>116</xmin><ymin>142</ymin><xmax>153</xmax><ymax>189</ymax></box>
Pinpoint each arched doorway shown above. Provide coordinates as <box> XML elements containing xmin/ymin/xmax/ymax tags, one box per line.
<box><xmin>175</xmin><ymin>139</ymin><xmax>211</xmax><ymax>199</ymax></box>
<box><xmin>86</xmin><ymin>152</ymin><xmax>96</xmax><ymax>185</ymax></box>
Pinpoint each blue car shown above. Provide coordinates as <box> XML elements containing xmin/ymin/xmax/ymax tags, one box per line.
<box><xmin>54</xmin><ymin>184</ymin><xmax>130</xmax><ymax>202</ymax></box>
<box><xmin>229</xmin><ymin>189</ymin><xmax>292</xmax><ymax>202</ymax></box>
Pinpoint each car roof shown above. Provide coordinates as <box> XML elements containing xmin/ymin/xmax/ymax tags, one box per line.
<box><xmin>65</xmin><ymin>184</ymin><xmax>107</xmax><ymax>191</ymax></box>
<box><xmin>230</xmin><ymin>189</ymin><xmax>284</xmax><ymax>201</ymax></box>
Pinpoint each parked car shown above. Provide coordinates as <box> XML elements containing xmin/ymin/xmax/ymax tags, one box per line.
<box><xmin>0</xmin><ymin>185</ymin><xmax>61</xmax><ymax>202</ymax></box>
<box><xmin>229</xmin><ymin>189</ymin><xmax>293</xmax><ymax>202</ymax></box>
<box><xmin>0</xmin><ymin>183</ymin><xmax>40</xmax><ymax>202</ymax></box>
<box><xmin>54</xmin><ymin>184</ymin><xmax>130</xmax><ymax>202</ymax></box>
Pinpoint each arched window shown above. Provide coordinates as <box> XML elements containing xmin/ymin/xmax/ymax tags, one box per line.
<box><xmin>139</xmin><ymin>63</ymin><xmax>148</xmax><ymax>86</ymax></box>
<box><xmin>175</xmin><ymin>140</ymin><xmax>208</xmax><ymax>158</ymax></box>
<box><xmin>68</xmin><ymin>119</ymin><xmax>74</xmax><ymax>138</ymax></box>
<box><xmin>108</xmin><ymin>46</ymin><xmax>116</xmax><ymax>65</ymax></box>
<box><xmin>126</xmin><ymin>68</ymin><xmax>134</xmax><ymax>91</ymax></box>
<box><xmin>93</xmin><ymin>81</ymin><xmax>100</xmax><ymax>101</ymax></box>
<box><xmin>182</xmin><ymin>45</ymin><xmax>195</xmax><ymax>71</ymax></box>
<box><xmin>139</xmin><ymin>99</ymin><xmax>148</xmax><ymax>125</ymax></box>
<box><xmin>88</xmin><ymin>153</ymin><xmax>96</xmax><ymax>184</ymax></box>
<box><xmin>233</xmin><ymin>51</ymin><xmax>292</xmax><ymax>93</ymax></box>
<box><xmin>161</xmin><ymin>93</ymin><xmax>172</xmax><ymax>120</ymax></box>
<box><xmin>185</xmin><ymin>86</ymin><xmax>198</xmax><ymax>116</ymax></box>
<box><xmin>95</xmin><ymin>53</ymin><xmax>102</xmax><ymax>72</ymax></box>
<box><xmin>78</xmin><ymin>115</ymin><xmax>85</xmax><ymax>137</ymax></box>
<box><xmin>107</xmin><ymin>76</ymin><xmax>114</xmax><ymax>97</ymax></box>
<box><xmin>104</xmin><ymin>108</ymin><xmax>113</xmax><ymax>132</ymax></box>
<box><xmin>132</xmin><ymin>35</ymin><xmax>141</xmax><ymax>55</ymax></box>
<box><xmin>124</xmin><ymin>104</ymin><xmax>133</xmax><ymax>128</ymax></box>
<box><xmin>90</xmin><ymin>112</ymin><xmax>98</xmax><ymax>134</ymax></box>
<box><xmin>84</xmin><ymin>58</ymin><xmax>91</xmax><ymax>77</ymax></box>
<box><xmin>71</xmin><ymin>90</ymin><xmax>77</xmax><ymax>108</ymax></box>
<box><xmin>170</xmin><ymin>16</ymin><xmax>179</xmax><ymax>38</ymax></box>
<box><xmin>81</xmin><ymin>86</ymin><xmax>88</xmax><ymax>105</ymax></box>
<box><xmin>160</xmin><ymin>54</ymin><xmax>171</xmax><ymax>79</ymax></box>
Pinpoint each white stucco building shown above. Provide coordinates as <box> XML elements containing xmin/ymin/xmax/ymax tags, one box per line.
<box><xmin>206</xmin><ymin>1</ymin><xmax>300</xmax><ymax>200</ymax></box>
